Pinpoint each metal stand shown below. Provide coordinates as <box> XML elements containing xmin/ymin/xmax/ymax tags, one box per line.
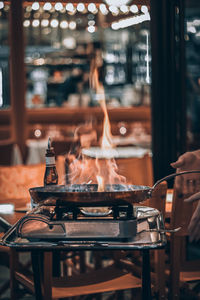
<box><xmin>31</xmin><ymin>251</ymin><xmax>43</xmax><ymax>300</ymax></box>
<box><xmin>142</xmin><ymin>249</ymin><xmax>152</xmax><ymax>300</ymax></box>
<box><xmin>31</xmin><ymin>248</ymin><xmax>153</xmax><ymax>300</ymax></box>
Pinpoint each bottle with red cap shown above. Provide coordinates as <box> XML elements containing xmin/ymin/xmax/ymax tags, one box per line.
<box><xmin>44</xmin><ymin>137</ymin><xmax>58</xmax><ymax>186</ymax></box>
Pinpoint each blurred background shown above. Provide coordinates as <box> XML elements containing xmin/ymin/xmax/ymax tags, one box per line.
<box><xmin>0</xmin><ymin>0</ymin><xmax>200</xmax><ymax>180</ymax></box>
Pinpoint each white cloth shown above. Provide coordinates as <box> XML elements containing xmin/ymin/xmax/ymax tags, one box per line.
<box><xmin>82</xmin><ymin>146</ymin><xmax>151</xmax><ymax>159</ymax></box>
<box><xmin>26</xmin><ymin>139</ymin><xmax>48</xmax><ymax>165</ymax></box>
<box><xmin>11</xmin><ymin>144</ymin><xmax>23</xmax><ymax>165</ymax></box>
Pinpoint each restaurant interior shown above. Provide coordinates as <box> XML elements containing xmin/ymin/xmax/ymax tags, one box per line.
<box><xmin>0</xmin><ymin>0</ymin><xmax>200</xmax><ymax>299</ymax></box>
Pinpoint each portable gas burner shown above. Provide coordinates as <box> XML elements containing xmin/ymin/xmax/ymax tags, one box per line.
<box><xmin>16</xmin><ymin>200</ymin><xmax>137</xmax><ymax>241</ymax></box>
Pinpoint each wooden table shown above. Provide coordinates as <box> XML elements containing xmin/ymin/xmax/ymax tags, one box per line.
<box><xmin>0</xmin><ymin>198</ymin><xmax>29</xmax><ymax>223</ymax></box>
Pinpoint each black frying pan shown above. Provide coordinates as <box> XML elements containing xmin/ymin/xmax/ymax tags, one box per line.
<box><xmin>29</xmin><ymin>171</ymin><xmax>200</xmax><ymax>207</ymax></box>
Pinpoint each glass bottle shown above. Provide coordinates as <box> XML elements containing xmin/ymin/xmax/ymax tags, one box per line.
<box><xmin>44</xmin><ymin>137</ymin><xmax>58</xmax><ymax>186</ymax></box>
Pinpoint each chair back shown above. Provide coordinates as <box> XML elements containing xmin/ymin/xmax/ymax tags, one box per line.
<box><xmin>170</xmin><ymin>184</ymin><xmax>199</xmax><ymax>236</ymax></box>
<box><xmin>116</xmin><ymin>153</ymin><xmax>153</xmax><ymax>186</ymax></box>
<box><xmin>0</xmin><ymin>164</ymin><xmax>45</xmax><ymax>202</ymax></box>
<box><xmin>168</xmin><ymin>174</ymin><xmax>200</xmax><ymax>299</ymax></box>
<box><xmin>142</xmin><ymin>181</ymin><xmax>167</xmax><ymax>216</ymax></box>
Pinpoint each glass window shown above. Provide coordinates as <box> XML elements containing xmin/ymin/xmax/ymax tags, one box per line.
<box><xmin>185</xmin><ymin>2</ymin><xmax>200</xmax><ymax>150</ymax></box>
<box><xmin>0</xmin><ymin>2</ymin><xmax>10</xmax><ymax>109</ymax></box>
<box><xmin>23</xmin><ymin>2</ymin><xmax>151</xmax><ymax>109</ymax></box>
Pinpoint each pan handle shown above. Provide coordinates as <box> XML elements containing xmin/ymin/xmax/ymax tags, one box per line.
<box><xmin>148</xmin><ymin>170</ymin><xmax>200</xmax><ymax>197</ymax></box>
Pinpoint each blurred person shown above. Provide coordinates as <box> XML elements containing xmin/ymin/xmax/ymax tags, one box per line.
<box><xmin>57</xmin><ymin>67</ymin><xmax>90</xmax><ymax>107</ymax></box>
<box><xmin>171</xmin><ymin>150</ymin><xmax>200</xmax><ymax>242</ymax></box>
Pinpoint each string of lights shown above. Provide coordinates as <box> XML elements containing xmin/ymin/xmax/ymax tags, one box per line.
<box><xmin>0</xmin><ymin>1</ymin><xmax>150</xmax><ymax>31</ymax></box>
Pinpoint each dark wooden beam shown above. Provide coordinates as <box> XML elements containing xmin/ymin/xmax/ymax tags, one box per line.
<box><xmin>150</xmin><ymin>0</ymin><xmax>186</xmax><ymax>183</ymax></box>
<box><xmin>9</xmin><ymin>0</ymin><xmax>27</xmax><ymax>159</ymax></box>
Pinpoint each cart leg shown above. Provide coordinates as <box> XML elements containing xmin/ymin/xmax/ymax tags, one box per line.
<box><xmin>31</xmin><ymin>250</ymin><xmax>43</xmax><ymax>300</ymax></box>
<box><xmin>142</xmin><ymin>249</ymin><xmax>152</xmax><ymax>300</ymax></box>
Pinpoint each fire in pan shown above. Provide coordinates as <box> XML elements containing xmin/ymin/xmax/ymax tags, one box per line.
<box><xmin>29</xmin><ymin>171</ymin><xmax>200</xmax><ymax>207</ymax></box>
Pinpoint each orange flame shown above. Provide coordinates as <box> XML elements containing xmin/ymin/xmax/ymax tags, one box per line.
<box><xmin>96</xmin><ymin>175</ymin><xmax>104</xmax><ymax>192</ymax></box>
<box><xmin>90</xmin><ymin>65</ymin><xmax>126</xmax><ymax>190</ymax></box>
<box><xmin>65</xmin><ymin>62</ymin><xmax>126</xmax><ymax>190</ymax></box>
<box><xmin>91</xmin><ymin>66</ymin><xmax>113</xmax><ymax>149</ymax></box>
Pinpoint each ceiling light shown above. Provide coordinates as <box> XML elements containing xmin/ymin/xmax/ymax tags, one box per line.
<box><xmin>23</xmin><ymin>20</ymin><xmax>30</xmax><ymax>27</ymax></box>
<box><xmin>32</xmin><ymin>2</ymin><xmax>39</xmax><ymax>11</ymax></box>
<box><xmin>99</xmin><ymin>4</ymin><xmax>108</xmax><ymax>15</ymax></box>
<box><xmin>109</xmin><ymin>5</ymin><xmax>119</xmax><ymax>15</ymax></box>
<box><xmin>141</xmin><ymin>5</ymin><xmax>148</xmax><ymax>13</ymax></box>
<box><xmin>69</xmin><ymin>21</ymin><xmax>76</xmax><ymax>30</ymax></box>
<box><xmin>120</xmin><ymin>5</ymin><xmax>129</xmax><ymax>13</ymax></box>
<box><xmin>41</xmin><ymin>19</ymin><xmax>49</xmax><ymax>27</ymax></box>
<box><xmin>77</xmin><ymin>3</ymin><xmax>85</xmax><ymax>12</ymax></box>
<box><xmin>66</xmin><ymin>3</ymin><xmax>74</xmax><ymax>12</ymax></box>
<box><xmin>26</xmin><ymin>6</ymin><xmax>32</xmax><ymax>12</ymax></box>
<box><xmin>62</xmin><ymin>37</ymin><xmax>76</xmax><ymax>49</ymax></box>
<box><xmin>50</xmin><ymin>19</ymin><xmax>59</xmax><ymax>28</ymax></box>
<box><xmin>43</xmin><ymin>2</ymin><xmax>52</xmax><ymax>11</ymax></box>
<box><xmin>130</xmin><ymin>5</ymin><xmax>138</xmax><ymax>14</ymax></box>
<box><xmin>104</xmin><ymin>0</ymin><xmax>131</xmax><ymax>7</ymax></box>
<box><xmin>111</xmin><ymin>13</ymin><xmax>150</xmax><ymax>30</ymax></box>
<box><xmin>88</xmin><ymin>25</ymin><xmax>95</xmax><ymax>33</ymax></box>
<box><xmin>55</xmin><ymin>2</ymin><xmax>63</xmax><ymax>11</ymax></box>
<box><xmin>88</xmin><ymin>3</ymin><xmax>97</xmax><ymax>13</ymax></box>
<box><xmin>88</xmin><ymin>20</ymin><xmax>95</xmax><ymax>26</ymax></box>
<box><xmin>32</xmin><ymin>19</ymin><xmax>40</xmax><ymax>27</ymax></box>
<box><xmin>60</xmin><ymin>20</ymin><xmax>68</xmax><ymax>29</ymax></box>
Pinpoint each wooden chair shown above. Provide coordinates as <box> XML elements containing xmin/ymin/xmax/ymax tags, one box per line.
<box><xmin>0</xmin><ymin>163</ymin><xmax>44</xmax><ymax>298</ymax></box>
<box><xmin>0</xmin><ymin>163</ymin><xmax>45</xmax><ymax>201</ymax></box>
<box><xmin>116</xmin><ymin>153</ymin><xmax>153</xmax><ymax>187</ymax></box>
<box><xmin>8</xmin><ymin>183</ymin><xmax>167</xmax><ymax>300</ymax></box>
<box><xmin>0</xmin><ymin>222</ymin><xmax>12</xmax><ymax>296</ymax></box>
<box><xmin>167</xmin><ymin>181</ymin><xmax>200</xmax><ymax>299</ymax></box>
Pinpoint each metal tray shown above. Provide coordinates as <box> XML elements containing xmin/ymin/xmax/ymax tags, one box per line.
<box><xmin>0</xmin><ymin>206</ymin><xmax>167</xmax><ymax>250</ymax></box>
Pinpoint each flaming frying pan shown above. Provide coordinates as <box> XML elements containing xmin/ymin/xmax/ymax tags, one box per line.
<box><xmin>29</xmin><ymin>171</ymin><xmax>200</xmax><ymax>207</ymax></box>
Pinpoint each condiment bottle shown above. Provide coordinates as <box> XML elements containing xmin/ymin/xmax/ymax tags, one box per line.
<box><xmin>44</xmin><ymin>137</ymin><xmax>58</xmax><ymax>186</ymax></box>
